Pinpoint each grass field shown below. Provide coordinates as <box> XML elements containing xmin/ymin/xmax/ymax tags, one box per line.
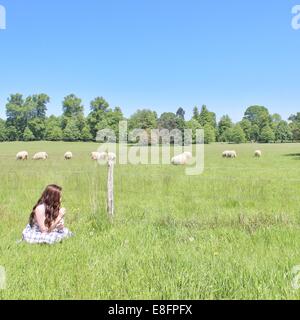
<box><xmin>1</xmin><ymin>141</ymin><xmax>300</xmax><ymax>300</ymax></box>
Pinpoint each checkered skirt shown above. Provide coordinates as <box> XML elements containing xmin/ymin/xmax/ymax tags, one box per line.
<box><xmin>22</xmin><ymin>224</ymin><xmax>73</xmax><ymax>245</ymax></box>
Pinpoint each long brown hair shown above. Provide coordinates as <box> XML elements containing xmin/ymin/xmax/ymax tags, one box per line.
<box><xmin>29</xmin><ymin>184</ymin><xmax>62</xmax><ymax>228</ymax></box>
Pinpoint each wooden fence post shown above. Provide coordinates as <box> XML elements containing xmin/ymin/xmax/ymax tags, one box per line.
<box><xmin>107</xmin><ymin>160</ymin><xmax>114</xmax><ymax>220</ymax></box>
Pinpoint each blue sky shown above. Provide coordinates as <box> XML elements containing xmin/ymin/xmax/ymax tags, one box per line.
<box><xmin>0</xmin><ymin>0</ymin><xmax>299</xmax><ymax>121</ymax></box>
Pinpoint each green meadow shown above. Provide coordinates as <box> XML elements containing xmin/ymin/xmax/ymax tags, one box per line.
<box><xmin>1</xmin><ymin>141</ymin><xmax>300</xmax><ymax>299</ymax></box>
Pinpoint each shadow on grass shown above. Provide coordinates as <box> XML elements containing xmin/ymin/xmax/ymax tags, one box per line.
<box><xmin>284</xmin><ymin>153</ymin><xmax>300</xmax><ymax>160</ymax></box>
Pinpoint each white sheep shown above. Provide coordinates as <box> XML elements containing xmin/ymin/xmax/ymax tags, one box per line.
<box><xmin>171</xmin><ymin>153</ymin><xmax>190</xmax><ymax>165</ymax></box>
<box><xmin>33</xmin><ymin>152</ymin><xmax>48</xmax><ymax>160</ymax></box>
<box><xmin>227</xmin><ymin>151</ymin><xmax>237</xmax><ymax>158</ymax></box>
<box><xmin>222</xmin><ymin>151</ymin><xmax>230</xmax><ymax>158</ymax></box>
<box><xmin>183</xmin><ymin>152</ymin><xmax>193</xmax><ymax>161</ymax></box>
<box><xmin>64</xmin><ymin>152</ymin><xmax>73</xmax><ymax>160</ymax></box>
<box><xmin>223</xmin><ymin>150</ymin><xmax>237</xmax><ymax>158</ymax></box>
<box><xmin>16</xmin><ymin>151</ymin><xmax>29</xmax><ymax>161</ymax></box>
<box><xmin>91</xmin><ymin>152</ymin><xmax>107</xmax><ymax>161</ymax></box>
<box><xmin>254</xmin><ymin>150</ymin><xmax>262</xmax><ymax>158</ymax></box>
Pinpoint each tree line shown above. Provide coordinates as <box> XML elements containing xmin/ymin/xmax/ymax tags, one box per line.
<box><xmin>0</xmin><ymin>93</ymin><xmax>300</xmax><ymax>144</ymax></box>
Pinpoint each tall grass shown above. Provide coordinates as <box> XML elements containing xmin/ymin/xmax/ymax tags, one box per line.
<box><xmin>0</xmin><ymin>142</ymin><xmax>300</xmax><ymax>299</ymax></box>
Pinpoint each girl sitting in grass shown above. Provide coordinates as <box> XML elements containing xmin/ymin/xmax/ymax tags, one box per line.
<box><xmin>22</xmin><ymin>184</ymin><xmax>73</xmax><ymax>245</ymax></box>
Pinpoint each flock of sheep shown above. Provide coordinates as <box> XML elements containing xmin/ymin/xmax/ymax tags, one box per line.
<box><xmin>170</xmin><ymin>149</ymin><xmax>262</xmax><ymax>165</ymax></box>
<box><xmin>15</xmin><ymin>149</ymin><xmax>262</xmax><ymax>164</ymax></box>
<box><xmin>16</xmin><ymin>151</ymin><xmax>48</xmax><ymax>161</ymax></box>
<box><xmin>16</xmin><ymin>151</ymin><xmax>117</xmax><ymax>162</ymax></box>
<box><xmin>222</xmin><ymin>150</ymin><xmax>262</xmax><ymax>159</ymax></box>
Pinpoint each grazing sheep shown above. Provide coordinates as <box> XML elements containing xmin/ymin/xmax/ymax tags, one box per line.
<box><xmin>91</xmin><ymin>152</ymin><xmax>107</xmax><ymax>161</ymax></box>
<box><xmin>64</xmin><ymin>152</ymin><xmax>73</xmax><ymax>160</ymax></box>
<box><xmin>223</xmin><ymin>150</ymin><xmax>237</xmax><ymax>158</ymax></box>
<box><xmin>183</xmin><ymin>152</ymin><xmax>193</xmax><ymax>161</ymax></box>
<box><xmin>16</xmin><ymin>151</ymin><xmax>29</xmax><ymax>161</ymax></box>
<box><xmin>227</xmin><ymin>151</ymin><xmax>237</xmax><ymax>158</ymax></box>
<box><xmin>33</xmin><ymin>152</ymin><xmax>48</xmax><ymax>160</ymax></box>
<box><xmin>107</xmin><ymin>152</ymin><xmax>117</xmax><ymax>162</ymax></box>
<box><xmin>254</xmin><ymin>150</ymin><xmax>262</xmax><ymax>158</ymax></box>
<box><xmin>171</xmin><ymin>153</ymin><xmax>190</xmax><ymax>165</ymax></box>
<box><xmin>222</xmin><ymin>151</ymin><xmax>230</xmax><ymax>158</ymax></box>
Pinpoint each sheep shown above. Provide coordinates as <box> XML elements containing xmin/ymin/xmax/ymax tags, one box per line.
<box><xmin>171</xmin><ymin>153</ymin><xmax>190</xmax><ymax>165</ymax></box>
<box><xmin>222</xmin><ymin>150</ymin><xmax>237</xmax><ymax>158</ymax></box>
<box><xmin>91</xmin><ymin>152</ymin><xmax>107</xmax><ymax>161</ymax></box>
<box><xmin>16</xmin><ymin>151</ymin><xmax>29</xmax><ymax>161</ymax></box>
<box><xmin>183</xmin><ymin>152</ymin><xmax>193</xmax><ymax>161</ymax></box>
<box><xmin>227</xmin><ymin>151</ymin><xmax>237</xmax><ymax>158</ymax></box>
<box><xmin>91</xmin><ymin>152</ymin><xmax>100</xmax><ymax>160</ymax></box>
<box><xmin>64</xmin><ymin>152</ymin><xmax>73</xmax><ymax>160</ymax></box>
<box><xmin>33</xmin><ymin>152</ymin><xmax>48</xmax><ymax>160</ymax></box>
<box><xmin>254</xmin><ymin>150</ymin><xmax>262</xmax><ymax>158</ymax></box>
<box><xmin>222</xmin><ymin>151</ymin><xmax>230</xmax><ymax>158</ymax></box>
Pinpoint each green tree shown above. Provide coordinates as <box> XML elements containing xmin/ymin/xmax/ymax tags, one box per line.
<box><xmin>6</xmin><ymin>94</ymin><xmax>27</xmax><ymax>139</ymax></box>
<box><xmin>81</xmin><ymin>123</ymin><xmax>93</xmax><ymax>141</ymax></box>
<box><xmin>275</xmin><ymin>120</ymin><xmax>292</xmax><ymax>142</ymax></box>
<box><xmin>203</xmin><ymin>124</ymin><xmax>216</xmax><ymax>144</ymax></box>
<box><xmin>199</xmin><ymin>105</ymin><xmax>216</xmax><ymax>128</ymax></box>
<box><xmin>28</xmin><ymin>118</ymin><xmax>46</xmax><ymax>140</ymax></box>
<box><xmin>105</xmin><ymin>107</ymin><xmax>124</xmax><ymax>139</ymax></box>
<box><xmin>220</xmin><ymin>127</ymin><xmax>233</xmax><ymax>142</ymax></box>
<box><xmin>176</xmin><ymin>107</ymin><xmax>185</xmax><ymax>120</ymax></box>
<box><xmin>239</xmin><ymin>119</ymin><xmax>252</xmax><ymax>141</ymax></box>
<box><xmin>186</xmin><ymin>119</ymin><xmax>202</xmax><ymax>144</ymax></box>
<box><xmin>158</xmin><ymin>112</ymin><xmax>185</xmax><ymax>131</ymax></box>
<box><xmin>63</xmin><ymin>119</ymin><xmax>81</xmax><ymax>141</ymax></box>
<box><xmin>62</xmin><ymin>94</ymin><xmax>84</xmax><ymax>118</ymax></box>
<box><xmin>288</xmin><ymin>113</ymin><xmax>300</xmax><ymax>141</ymax></box>
<box><xmin>45</xmin><ymin>116</ymin><xmax>63</xmax><ymax>141</ymax></box>
<box><xmin>250</xmin><ymin>124</ymin><xmax>260</xmax><ymax>142</ymax></box>
<box><xmin>23</xmin><ymin>127</ymin><xmax>35</xmax><ymax>141</ymax></box>
<box><xmin>87</xmin><ymin>97</ymin><xmax>113</xmax><ymax>138</ymax></box>
<box><xmin>27</xmin><ymin>94</ymin><xmax>50</xmax><ymax>119</ymax></box>
<box><xmin>244</xmin><ymin>105</ymin><xmax>271</xmax><ymax>132</ymax></box>
<box><xmin>61</xmin><ymin>94</ymin><xmax>85</xmax><ymax>141</ymax></box>
<box><xmin>260</xmin><ymin>125</ymin><xmax>275</xmax><ymax>143</ymax></box>
<box><xmin>5</xmin><ymin>93</ymin><xmax>50</xmax><ymax>140</ymax></box>
<box><xmin>289</xmin><ymin>113</ymin><xmax>300</xmax><ymax>122</ymax></box>
<box><xmin>157</xmin><ymin>112</ymin><xmax>185</xmax><ymax>144</ymax></box>
<box><xmin>89</xmin><ymin>105</ymin><xmax>124</xmax><ymax>141</ymax></box>
<box><xmin>192</xmin><ymin>106</ymin><xmax>199</xmax><ymax>121</ymax></box>
<box><xmin>290</xmin><ymin>123</ymin><xmax>300</xmax><ymax>141</ymax></box>
<box><xmin>6</xmin><ymin>126</ymin><xmax>18</xmax><ymax>141</ymax></box>
<box><xmin>129</xmin><ymin>109</ymin><xmax>157</xmax><ymax>130</ymax></box>
<box><xmin>0</xmin><ymin>119</ymin><xmax>7</xmax><ymax>141</ymax></box>
<box><xmin>271</xmin><ymin>113</ymin><xmax>282</xmax><ymax>125</ymax></box>
<box><xmin>229</xmin><ymin>125</ymin><xmax>246</xmax><ymax>144</ymax></box>
<box><xmin>45</xmin><ymin>126</ymin><xmax>63</xmax><ymax>141</ymax></box>
<box><xmin>218</xmin><ymin>115</ymin><xmax>233</xmax><ymax>141</ymax></box>
<box><xmin>90</xmin><ymin>96</ymin><xmax>110</xmax><ymax>112</ymax></box>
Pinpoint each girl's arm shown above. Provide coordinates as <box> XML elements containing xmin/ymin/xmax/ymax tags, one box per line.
<box><xmin>35</xmin><ymin>206</ymin><xmax>65</xmax><ymax>233</ymax></box>
<box><xmin>35</xmin><ymin>205</ymin><xmax>48</xmax><ymax>233</ymax></box>
<box><xmin>48</xmin><ymin>208</ymin><xmax>66</xmax><ymax>232</ymax></box>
